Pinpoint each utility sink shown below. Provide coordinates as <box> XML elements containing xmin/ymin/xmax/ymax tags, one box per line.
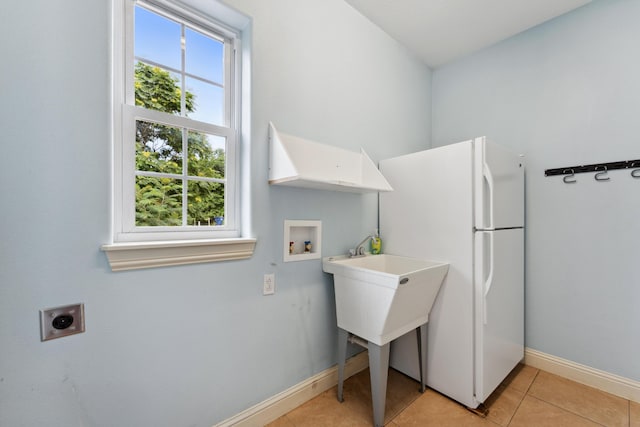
<box><xmin>323</xmin><ymin>254</ymin><xmax>449</xmax><ymax>346</ymax></box>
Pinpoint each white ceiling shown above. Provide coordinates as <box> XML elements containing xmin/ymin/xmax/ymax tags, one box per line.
<box><xmin>344</xmin><ymin>0</ymin><xmax>592</xmax><ymax>68</ymax></box>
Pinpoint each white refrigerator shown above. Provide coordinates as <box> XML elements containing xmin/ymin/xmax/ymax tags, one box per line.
<box><xmin>379</xmin><ymin>137</ymin><xmax>524</xmax><ymax>409</ymax></box>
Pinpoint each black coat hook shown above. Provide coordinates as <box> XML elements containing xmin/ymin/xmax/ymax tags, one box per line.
<box><xmin>562</xmin><ymin>169</ymin><xmax>576</xmax><ymax>184</ymax></box>
<box><xmin>594</xmin><ymin>165</ymin><xmax>610</xmax><ymax>182</ymax></box>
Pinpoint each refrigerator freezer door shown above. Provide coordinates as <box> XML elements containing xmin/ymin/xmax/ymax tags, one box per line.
<box><xmin>474</xmin><ymin>228</ymin><xmax>524</xmax><ymax>402</ymax></box>
<box><xmin>474</xmin><ymin>138</ymin><xmax>524</xmax><ymax>230</ymax></box>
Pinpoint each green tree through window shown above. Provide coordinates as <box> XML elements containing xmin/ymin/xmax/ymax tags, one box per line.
<box><xmin>134</xmin><ymin>62</ymin><xmax>226</xmax><ymax>227</ymax></box>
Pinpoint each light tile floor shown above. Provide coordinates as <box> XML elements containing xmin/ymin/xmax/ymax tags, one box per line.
<box><xmin>267</xmin><ymin>364</ymin><xmax>640</xmax><ymax>427</ymax></box>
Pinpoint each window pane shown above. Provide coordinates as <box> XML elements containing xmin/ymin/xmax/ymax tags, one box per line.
<box><xmin>185</xmin><ymin>77</ymin><xmax>224</xmax><ymax>125</ymax></box>
<box><xmin>136</xmin><ymin>120</ymin><xmax>183</xmax><ymax>174</ymax></box>
<box><xmin>187</xmin><ymin>181</ymin><xmax>224</xmax><ymax>226</ymax></box>
<box><xmin>134</xmin><ymin>62</ymin><xmax>186</xmax><ymax>115</ymax></box>
<box><xmin>134</xmin><ymin>6</ymin><xmax>181</xmax><ymax>70</ymax></box>
<box><xmin>185</xmin><ymin>28</ymin><xmax>224</xmax><ymax>84</ymax></box>
<box><xmin>187</xmin><ymin>131</ymin><xmax>225</xmax><ymax>178</ymax></box>
<box><xmin>136</xmin><ymin>176</ymin><xmax>183</xmax><ymax>226</ymax></box>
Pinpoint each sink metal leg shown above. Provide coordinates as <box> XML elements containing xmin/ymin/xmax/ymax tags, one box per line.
<box><xmin>416</xmin><ymin>323</ymin><xmax>428</xmax><ymax>393</ymax></box>
<box><xmin>368</xmin><ymin>341</ymin><xmax>390</xmax><ymax>427</ymax></box>
<box><xmin>338</xmin><ymin>325</ymin><xmax>428</xmax><ymax>426</ymax></box>
<box><xmin>337</xmin><ymin>328</ymin><xmax>349</xmax><ymax>403</ymax></box>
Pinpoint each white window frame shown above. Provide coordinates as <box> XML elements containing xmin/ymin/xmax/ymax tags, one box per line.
<box><xmin>103</xmin><ymin>0</ymin><xmax>255</xmax><ymax>270</ymax></box>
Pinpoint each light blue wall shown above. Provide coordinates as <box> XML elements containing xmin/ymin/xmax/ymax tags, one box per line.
<box><xmin>432</xmin><ymin>0</ymin><xmax>640</xmax><ymax>381</ymax></box>
<box><xmin>0</xmin><ymin>0</ymin><xmax>430</xmax><ymax>426</ymax></box>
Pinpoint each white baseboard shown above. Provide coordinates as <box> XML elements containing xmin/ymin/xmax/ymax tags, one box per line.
<box><xmin>214</xmin><ymin>351</ymin><xmax>369</xmax><ymax>427</ymax></box>
<box><xmin>525</xmin><ymin>347</ymin><xmax>640</xmax><ymax>403</ymax></box>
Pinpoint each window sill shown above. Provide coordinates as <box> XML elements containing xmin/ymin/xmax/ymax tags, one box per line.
<box><xmin>101</xmin><ymin>238</ymin><xmax>256</xmax><ymax>271</ymax></box>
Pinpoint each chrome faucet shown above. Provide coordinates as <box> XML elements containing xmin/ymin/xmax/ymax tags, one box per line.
<box><xmin>349</xmin><ymin>235</ymin><xmax>374</xmax><ymax>258</ymax></box>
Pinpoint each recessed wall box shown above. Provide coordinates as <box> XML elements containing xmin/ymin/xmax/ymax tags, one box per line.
<box><xmin>284</xmin><ymin>220</ymin><xmax>322</xmax><ymax>262</ymax></box>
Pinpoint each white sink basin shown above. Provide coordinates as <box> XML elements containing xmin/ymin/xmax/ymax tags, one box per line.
<box><xmin>323</xmin><ymin>254</ymin><xmax>449</xmax><ymax>346</ymax></box>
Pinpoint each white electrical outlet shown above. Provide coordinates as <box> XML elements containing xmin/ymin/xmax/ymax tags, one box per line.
<box><xmin>263</xmin><ymin>273</ymin><xmax>275</xmax><ymax>295</ymax></box>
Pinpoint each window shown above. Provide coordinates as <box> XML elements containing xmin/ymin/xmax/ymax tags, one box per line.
<box><xmin>104</xmin><ymin>0</ymin><xmax>254</xmax><ymax>271</ymax></box>
<box><xmin>124</xmin><ymin>1</ymin><xmax>237</xmax><ymax>240</ymax></box>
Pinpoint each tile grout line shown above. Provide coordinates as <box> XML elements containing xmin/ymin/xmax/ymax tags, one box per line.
<box><xmin>503</xmin><ymin>391</ymin><xmax>526</xmax><ymax>426</ymax></box>
<box><xmin>527</xmin><ymin>369</ymin><xmax>631</xmax><ymax>427</ymax></box>
<box><xmin>388</xmin><ymin>385</ymin><xmax>425</xmax><ymax>425</ymax></box>
<box><xmin>523</xmin><ymin>369</ymin><xmax>540</xmax><ymax>395</ymax></box>
<box><xmin>505</xmin><ymin>368</ymin><xmax>540</xmax><ymax>426</ymax></box>
<box><xmin>528</xmin><ymin>395</ymin><xmax>610</xmax><ymax>426</ymax></box>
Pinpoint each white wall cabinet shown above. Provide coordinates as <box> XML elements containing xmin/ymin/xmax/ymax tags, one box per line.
<box><xmin>268</xmin><ymin>123</ymin><xmax>393</xmax><ymax>193</ymax></box>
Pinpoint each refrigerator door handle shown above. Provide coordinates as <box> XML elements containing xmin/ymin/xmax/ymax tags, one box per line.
<box><xmin>483</xmin><ymin>162</ymin><xmax>495</xmax><ymax>230</ymax></box>
<box><xmin>483</xmin><ymin>232</ymin><xmax>494</xmax><ymax>325</ymax></box>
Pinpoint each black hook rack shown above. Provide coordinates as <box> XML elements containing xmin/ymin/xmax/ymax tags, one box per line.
<box><xmin>545</xmin><ymin>159</ymin><xmax>640</xmax><ymax>177</ymax></box>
